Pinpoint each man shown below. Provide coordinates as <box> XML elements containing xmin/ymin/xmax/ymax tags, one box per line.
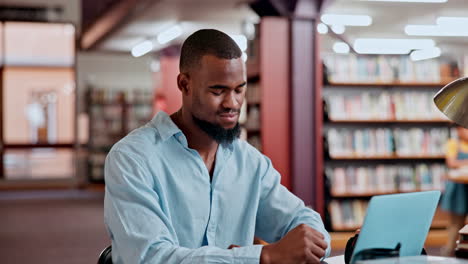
<box><xmin>104</xmin><ymin>29</ymin><xmax>330</xmax><ymax>263</ymax></box>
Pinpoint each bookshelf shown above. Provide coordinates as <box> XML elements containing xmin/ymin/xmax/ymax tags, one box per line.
<box><xmin>322</xmin><ymin>54</ymin><xmax>457</xmax><ymax>232</ymax></box>
<box><xmin>0</xmin><ymin>22</ymin><xmax>77</xmax><ymax>181</ymax></box>
<box><xmin>86</xmin><ymin>87</ymin><xmax>153</xmax><ymax>182</ymax></box>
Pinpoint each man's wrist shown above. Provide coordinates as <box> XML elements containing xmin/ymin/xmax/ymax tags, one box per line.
<box><xmin>260</xmin><ymin>245</ymin><xmax>272</xmax><ymax>264</ymax></box>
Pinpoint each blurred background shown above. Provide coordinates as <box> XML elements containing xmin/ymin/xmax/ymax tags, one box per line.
<box><xmin>0</xmin><ymin>0</ymin><xmax>467</xmax><ymax>263</ymax></box>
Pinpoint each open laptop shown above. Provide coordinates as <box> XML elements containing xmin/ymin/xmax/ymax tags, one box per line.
<box><xmin>349</xmin><ymin>190</ymin><xmax>441</xmax><ymax>264</ymax></box>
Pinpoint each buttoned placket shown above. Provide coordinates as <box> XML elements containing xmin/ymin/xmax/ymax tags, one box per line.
<box><xmin>174</xmin><ymin>132</ymin><xmax>233</xmax><ymax>247</ymax></box>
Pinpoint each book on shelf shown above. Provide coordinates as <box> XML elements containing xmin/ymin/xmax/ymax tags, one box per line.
<box><xmin>327</xmin><ymin>127</ymin><xmax>449</xmax><ymax>158</ymax></box>
<box><xmin>329</xmin><ymin>200</ymin><xmax>368</xmax><ymax>230</ymax></box>
<box><xmin>323</xmin><ymin>54</ymin><xmax>459</xmax><ymax>84</ymax></box>
<box><xmin>326</xmin><ymin>164</ymin><xmax>445</xmax><ymax>196</ymax></box>
<box><xmin>324</xmin><ymin>91</ymin><xmax>448</xmax><ymax>121</ymax></box>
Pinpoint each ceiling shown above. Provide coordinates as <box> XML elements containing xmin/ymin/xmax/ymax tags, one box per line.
<box><xmin>96</xmin><ymin>0</ymin><xmax>259</xmax><ymax>52</ymax></box>
<box><xmin>95</xmin><ymin>0</ymin><xmax>468</xmax><ymax>58</ymax></box>
<box><xmin>321</xmin><ymin>0</ymin><xmax>468</xmax><ymax>56</ymax></box>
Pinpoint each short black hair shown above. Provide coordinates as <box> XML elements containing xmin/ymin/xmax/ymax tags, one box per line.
<box><xmin>179</xmin><ymin>29</ymin><xmax>242</xmax><ymax>73</ymax></box>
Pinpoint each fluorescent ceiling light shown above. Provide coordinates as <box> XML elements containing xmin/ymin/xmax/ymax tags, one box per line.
<box><xmin>157</xmin><ymin>25</ymin><xmax>183</xmax><ymax>44</ymax></box>
<box><xmin>131</xmin><ymin>40</ymin><xmax>153</xmax><ymax>57</ymax></box>
<box><xmin>437</xmin><ymin>17</ymin><xmax>468</xmax><ymax>26</ymax></box>
<box><xmin>321</xmin><ymin>14</ymin><xmax>372</xmax><ymax>26</ymax></box>
<box><xmin>229</xmin><ymin>34</ymin><xmax>248</xmax><ymax>51</ymax></box>
<box><xmin>353</xmin><ymin>38</ymin><xmax>435</xmax><ymax>54</ymax></box>
<box><xmin>331</xmin><ymin>24</ymin><xmax>345</xmax><ymax>34</ymax></box>
<box><xmin>406</xmin><ymin>16</ymin><xmax>468</xmax><ymax>36</ymax></box>
<box><xmin>317</xmin><ymin>23</ymin><xmax>328</xmax><ymax>34</ymax></box>
<box><xmin>241</xmin><ymin>52</ymin><xmax>248</xmax><ymax>62</ymax></box>
<box><xmin>360</xmin><ymin>0</ymin><xmax>446</xmax><ymax>2</ymax></box>
<box><xmin>410</xmin><ymin>47</ymin><xmax>441</xmax><ymax>61</ymax></box>
<box><xmin>333</xmin><ymin>42</ymin><xmax>350</xmax><ymax>54</ymax></box>
<box><xmin>405</xmin><ymin>25</ymin><xmax>468</xmax><ymax>36</ymax></box>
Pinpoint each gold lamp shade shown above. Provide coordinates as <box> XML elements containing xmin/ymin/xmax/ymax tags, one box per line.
<box><xmin>434</xmin><ymin>77</ymin><xmax>468</xmax><ymax>128</ymax></box>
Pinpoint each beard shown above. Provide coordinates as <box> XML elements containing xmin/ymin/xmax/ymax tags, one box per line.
<box><xmin>192</xmin><ymin>114</ymin><xmax>241</xmax><ymax>145</ymax></box>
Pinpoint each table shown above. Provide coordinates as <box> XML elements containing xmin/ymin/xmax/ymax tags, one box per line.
<box><xmin>322</xmin><ymin>255</ymin><xmax>468</xmax><ymax>264</ymax></box>
<box><xmin>357</xmin><ymin>255</ymin><xmax>468</xmax><ymax>263</ymax></box>
<box><xmin>448</xmin><ymin>174</ymin><xmax>468</xmax><ymax>184</ymax></box>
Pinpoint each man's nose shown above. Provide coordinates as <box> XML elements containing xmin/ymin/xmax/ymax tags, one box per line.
<box><xmin>222</xmin><ymin>92</ymin><xmax>240</xmax><ymax>109</ymax></box>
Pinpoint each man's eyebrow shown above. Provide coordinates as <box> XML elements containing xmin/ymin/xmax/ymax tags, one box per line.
<box><xmin>208</xmin><ymin>82</ymin><xmax>247</xmax><ymax>89</ymax></box>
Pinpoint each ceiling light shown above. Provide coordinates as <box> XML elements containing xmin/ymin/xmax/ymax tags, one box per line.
<box><xmin>437</xmin><ymin>16</ymin><xmax>468</xmax><ymax>26</ymax></box>
<box><xmin>333</xmin><ymin>42</ymin><xmax>350</xmax><ymax>54</ymax></box>
<box><xmin>317</xmin><ymin>23</ymin><xmax>328</xmax><ymax>34</ymax></box>
<box><xmin>405</xmin><ymin>25</ymin><xmax>468</xmax><ymax>36</ymax></box>
<box><xmin>229</xmin><ymin>34</ymin><xmax>248</xmax><ymax>51</ymax></box>
<box><xmin>242</xmin><ymin>52</ymin><xmax>248</xmax><ymax>62</ymax></box>
<box><xmin>331</xmin><ymin>24</ymin><xmax>345</xmax><ymax>34</ymax></box>
<box><xmin>131</xmin><ymin>40</ymin><xmax>153</xmax><ymax>57</ymax></box>
<box><xmin>360</xmin><ymin>0</ymin><xmax>447</xmax><ymax>2</ymax></box>
<box><xmin>410</xmin><ymin>47</ymin><xmax>441</xmax><ymax>61</ymax></box>
<box><xmin>321</xmin><ymin>14</ymin><xmax>372</xmax><ymax>26</ymax></box>
<box><xmin>353</xmin><ymin>38</ymin><xmax>435</xmax><ymax>54</ymax></box>
<box><xmin>157</xmin><ymin>25</ymin><xmax>183</xmax><ymax>45</ymax></box>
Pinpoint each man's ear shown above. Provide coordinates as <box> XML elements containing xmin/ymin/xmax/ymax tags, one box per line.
<box><xmin>177</xmin><ymin>73</ymin><xmax>190</xmax><ymax>95</ymax></box>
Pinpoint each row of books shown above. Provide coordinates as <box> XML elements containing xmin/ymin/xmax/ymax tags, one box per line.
<box><xmin>246</xmin><ymin>82</ymin><xmax>261</xmax><ymax>104</ymax></box>
<box><xmin>88</xmin><ymin>88</ymin><xmax>153</xmax><ymax>104</ymax></box>
<box><xmin>329</xmin><ymin>200</ymin><xmax>368</xmax><ymax>230</ymax></box>
<box><xmin>325</xmin><ymin>91</ymin><xmax>447</xmax><ymax>121</ymax></box>
<box><xmin>394</xmin><ymin>128</ymin><xmax>449</xmax><ymax>156</ymax></box>
<box><xmin>326</xmin><ymin>164</ymin><xmax>446</xmax><ymax>196</ymax></box>
<box><xmin>323</xmin><ymin>54</ymin><xmax>457</xmax><ymax>84</ymax></box>
<box><xmin>327</xmin><ymin>128</ymin><xmax>449</xmax><ymax>157</ymax></box>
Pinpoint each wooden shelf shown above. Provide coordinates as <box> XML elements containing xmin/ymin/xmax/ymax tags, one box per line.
<box><xmin>246</xmin><ymin>129</ymin><xmax>261</xmax><ymax>134</ymax></box>
<box><xmin>4</xmin><ymin>143</ymin><xmax>75</xmax><ymax>149</ymax></box>
<box><xmin>331</xmin><ymin>189</ymin><xmax>442</xmax><ymax>198</ymax></box>
<box><xmin>328</xmin><ymin>154</ymin><xmax>445</xmax><ymax>160</ymax></box>
<box><xmin>332</xmin><ymin>225</ymin><xmax>361</xmax><ymax>232</ymax></box>
<box><xmin>331</xmin><ymin>191</ymin><xmax>399</xmax><ymax>198</ymax></box>
<box><xmin>327</xmin><ymin>119</ymin><xmax>451</xmax><ymax>124</ymax></box>
<box><xmin>326</xmin><ymin>81</ymin><xmax>451</xmax><ymax>87</ymax></box>
<box><xmin>247</xmin><ymin>101</ymin><xmax>261</xmax><ymax>106</ymax></box>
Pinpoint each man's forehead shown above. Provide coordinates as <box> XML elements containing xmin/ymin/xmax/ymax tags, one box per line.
<box><xmin>196</xmin><ymin>55</ymin><xmax>246</xmax><ymax>78</ymax></box>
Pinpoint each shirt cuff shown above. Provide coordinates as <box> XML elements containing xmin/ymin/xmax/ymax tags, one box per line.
<box><xmin>232</xmin><ymin>244</ymin><xmax>264</xmax><ymax>264</ymax></box>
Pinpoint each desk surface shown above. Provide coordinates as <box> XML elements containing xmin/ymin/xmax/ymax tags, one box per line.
<box><xmin>357</xmin><ymin>255</ymin><xmax>468</xmax><ymax>264</ymax></box>
<box><xmin>448</xmin><ymin>174</ymin><xmax>468</xmax><ymax>184</ymax></box>
<box><xmin>323</xmin><ymin>255</ymin><xmax>468</xmax><ymax>264</ymax></box>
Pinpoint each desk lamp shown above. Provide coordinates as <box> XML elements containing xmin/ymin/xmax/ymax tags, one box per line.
<box><xmin>434</xmin><ymin>77</ymin><xmax>468</xmax><ymax>128</ymax></box>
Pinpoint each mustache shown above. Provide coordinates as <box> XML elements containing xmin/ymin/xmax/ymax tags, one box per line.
<box><xmin>217</xmin><ymin>109</ymin><xmax>240</xmax><ymax>115</ymax></box>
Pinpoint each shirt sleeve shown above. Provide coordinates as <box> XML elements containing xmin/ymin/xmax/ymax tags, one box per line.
<box><xmin>446</xmin><ymin>139</ymin><xmax>458</xmax><ymax>159</ymax></box>
<box><xmin>254</xmin><ymin>155</ymin><xmax>331</xmax><ymax>258</ymax></box>
<box><xmin>104</xmin><ymin>150</ymin><xmax>263</xmax><ymax>264</ymax></box>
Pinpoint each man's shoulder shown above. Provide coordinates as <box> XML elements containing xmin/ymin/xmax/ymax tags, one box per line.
<box><xmin>234</xmin><ymin>139</ymin><xmax>265</xmax><ymax>161</ymax></box>
<box><xmin>110</xmin><ymin>124</ymin><xmax>161</xmax><ymax>157</ymax></box>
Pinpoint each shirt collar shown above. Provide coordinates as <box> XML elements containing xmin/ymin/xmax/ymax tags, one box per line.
<box><xmin>150</xmin><ymin>110</ymin><xmax>236</xmax><ymax>153</ymax></box>
<box><xmin>150</xmin><ymin>111</ymin><xmax>182</xmax><ymax>142</ymax></box>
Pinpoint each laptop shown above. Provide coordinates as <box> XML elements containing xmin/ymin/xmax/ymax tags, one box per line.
<box><xmin>350</xmin><ymin>190</ymin><xmax>441</xmax><ymax>264</ymax></box>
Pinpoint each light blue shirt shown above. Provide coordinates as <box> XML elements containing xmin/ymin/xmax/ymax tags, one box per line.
<box><xmin>104</xmin><ymin>111</ymin><xmax>331</xmax><ymax>263</ymax></box>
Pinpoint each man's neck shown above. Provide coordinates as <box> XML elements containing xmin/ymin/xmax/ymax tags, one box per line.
<box><xmin>170</xmin><ymin>109</ymin><xmax>219</xmax><ymax>162</ymax></box>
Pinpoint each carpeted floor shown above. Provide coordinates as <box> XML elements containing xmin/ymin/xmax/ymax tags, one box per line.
<box><xmin>0</xmin><ymin>190</ymin><xmax>110</xmax><ymax>264</ymax></box>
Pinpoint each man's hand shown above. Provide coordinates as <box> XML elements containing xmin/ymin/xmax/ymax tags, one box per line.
<box><xmin>260</xmin><ymin>224</ymin><xmax>327</xmax><ymax>264</ymax></box>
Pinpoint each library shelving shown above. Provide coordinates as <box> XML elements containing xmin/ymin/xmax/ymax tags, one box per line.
<box><xmin>86</xmin><ymin>88</ymin><xmax>153</xmax><ymax>182</ymax></box>
<box><xmin>0</xmin><ymin>22</ymin><xmax>77</xmax><ymax>182</ymax></box>
<box><xmin>322</xmin><ymin>53</ymin><xmax>458</xmax><ymax>233</ymax></box>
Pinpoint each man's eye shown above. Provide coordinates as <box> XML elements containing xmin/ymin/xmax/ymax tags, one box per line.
<box><xmin>211</xmin><ymin>90</ymin><xmax>222</xmax><ymax>96</ymax></box>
